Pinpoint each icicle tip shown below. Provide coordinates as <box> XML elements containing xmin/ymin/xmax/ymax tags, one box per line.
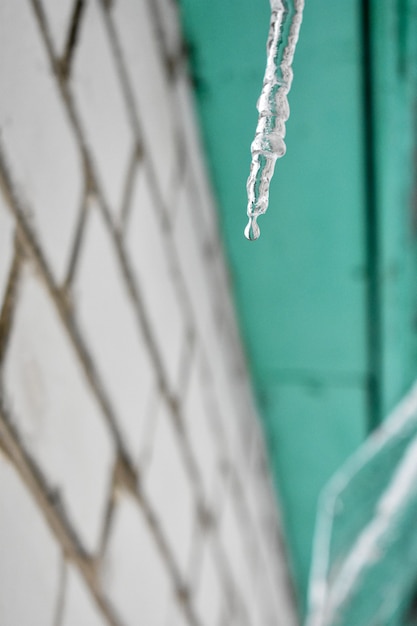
<box><xmin>244</xmin><ymin>216</ymin><xmax>261</xmax><ymax>241</ymax></box>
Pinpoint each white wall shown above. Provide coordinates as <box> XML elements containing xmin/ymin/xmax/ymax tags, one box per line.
<box><xmin>0</xmin><ymin>1</ymin><xmax>297</xmax><ymax>625</ymax></box>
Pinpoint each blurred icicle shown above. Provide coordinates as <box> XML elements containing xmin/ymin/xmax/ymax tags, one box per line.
<box><xmin>245</xmin><ymin>0</ymin><xmax>304</xmax><ymax>241</ymax></box>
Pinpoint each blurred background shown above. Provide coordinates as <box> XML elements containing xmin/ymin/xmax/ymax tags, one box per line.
<box><xmin>0</xmin><ymin>1</ymin><xmax>417</xmax><ymax>625</ymax></box>
<box><xmin>179</xmin><ymin>0</ymin><xmax>417</xmax><ymax>623</ymax></box>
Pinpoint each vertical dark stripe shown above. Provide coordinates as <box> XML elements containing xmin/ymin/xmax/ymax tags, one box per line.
<box><xmin>361</xmin><ymin>0</ymin><xmax>382</xmax><ymax>430</ymax></box>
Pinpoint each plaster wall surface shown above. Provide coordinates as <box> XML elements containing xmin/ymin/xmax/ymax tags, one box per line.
<box><xmin>0</xmin><ymin>1</ymin><xmax>297</xmax><ymax>625</ymax></box>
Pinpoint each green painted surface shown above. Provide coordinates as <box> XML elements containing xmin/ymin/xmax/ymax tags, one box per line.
<box><xmin>371</xmin><ymin>0</ymin><xmax>417</xmax><ymax>417</ymax></box>
<box><xmin>179</xmin><ymin>0</ymin><xmax>417</xmax><ymax>616</ymax></box>
<box><xmin>262</xmin><ymin>381</ymin><xmax>367</xmax><ymax>598</ymax></box>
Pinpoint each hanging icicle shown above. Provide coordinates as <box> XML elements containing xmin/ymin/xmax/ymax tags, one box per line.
<box><xmin>245</xmin><ymin>0</ymin><xmax>304</xmax><ymax>241</ymax></box>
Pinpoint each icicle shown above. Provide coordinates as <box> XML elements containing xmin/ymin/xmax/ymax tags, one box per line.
<box><xmin>245</xmin><ymin>0</ymin><xmax>304</xmax><ymax>241</ymax></box>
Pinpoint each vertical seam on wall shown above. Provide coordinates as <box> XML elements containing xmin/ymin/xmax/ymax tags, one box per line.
<box><xmin>361</xmin><ymin>0</ymin><xmax>382</xmax><ymax>431</ymax></box>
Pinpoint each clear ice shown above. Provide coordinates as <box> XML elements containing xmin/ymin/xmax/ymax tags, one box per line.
<box><xmin>245</xmin><ymin>0</ymin><xmax>304</xmax><ymax>241</ymax></box>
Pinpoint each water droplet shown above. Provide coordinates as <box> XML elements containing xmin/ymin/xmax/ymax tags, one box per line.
<box><xmin>244</xmin><ymin>216</ymin><xmax>261</xmax><ymax>241</ymax></box>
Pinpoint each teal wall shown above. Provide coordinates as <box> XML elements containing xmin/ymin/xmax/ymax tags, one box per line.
<box><xmin>371</xmin><ymin>0</ymin><xmax>417</xmax><ymax>417</ymax></box>
<box><xmin>179</xmin><ymin>0</ymin><xmax>417</xmax><ymax>615</ymax></box>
